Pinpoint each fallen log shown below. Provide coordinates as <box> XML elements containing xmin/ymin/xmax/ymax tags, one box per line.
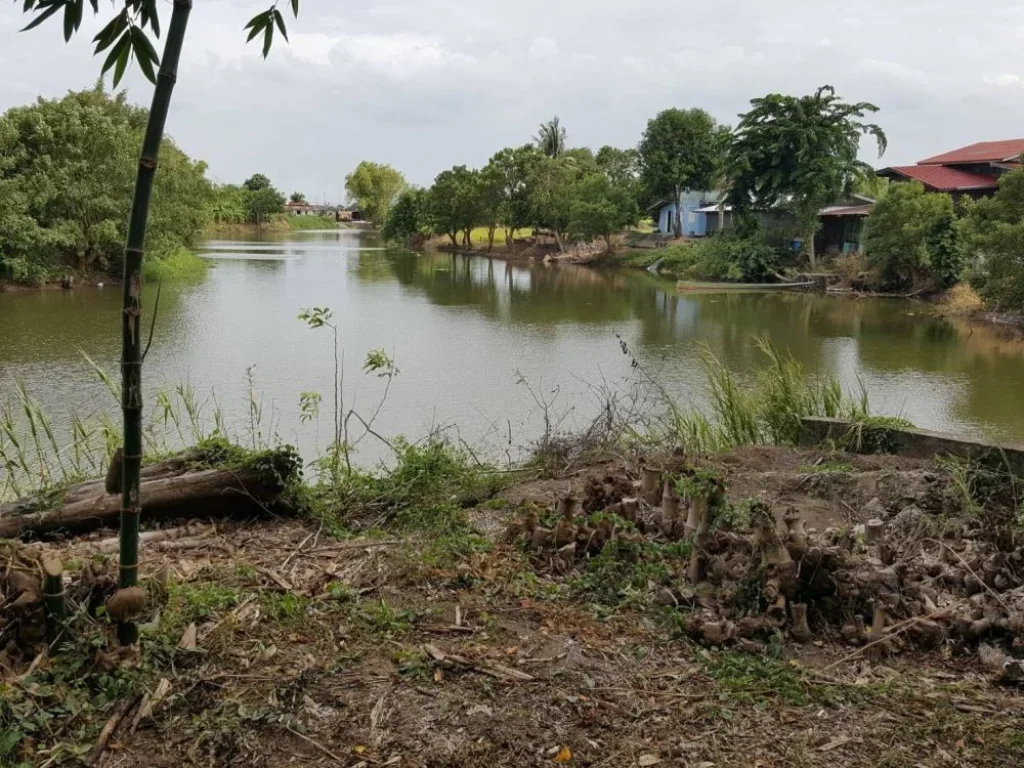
<box><xmin>1</xmin><ymin>463</ymin><xmax>293</xmax><ymax>539</ymax></box>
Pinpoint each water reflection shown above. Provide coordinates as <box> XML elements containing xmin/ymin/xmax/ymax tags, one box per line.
<box><xmin>2</xmin><ymin>229</ymin><xmax>1024</xmax><ymax>471</ymax></box>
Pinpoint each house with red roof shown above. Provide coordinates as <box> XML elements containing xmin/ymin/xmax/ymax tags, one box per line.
<box><xmin>877</xmin><ymin>139</ymin><xmax>1024</xmax><ymax>198</ymax></box>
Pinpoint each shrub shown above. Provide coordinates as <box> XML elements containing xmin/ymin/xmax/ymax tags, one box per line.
<box><xmin>962</xmin><ymin>169</ymin><xmax>1024</xmax><ymax>310</ymax></box>
<box><xmin>657</xmin><ymin>233</ymin><xmax>787</xmax><ymax>282</ymax></box>
<box><xmin>863</xmin><ymin>182</ymin><xmax>962</xmax><ymax>290</ymax></box>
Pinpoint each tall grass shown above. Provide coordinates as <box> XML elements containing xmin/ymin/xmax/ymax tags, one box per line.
<box><xmin>618</xmin><ymin>336</ymin><xmax>872</xmax><ymax>455</ymax></box>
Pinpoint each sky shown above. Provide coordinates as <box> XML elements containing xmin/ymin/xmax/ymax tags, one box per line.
<box><xmin>3</xmin><ymin>0</ymin><xmax>1024</xmax><ymax>201</ymax></box>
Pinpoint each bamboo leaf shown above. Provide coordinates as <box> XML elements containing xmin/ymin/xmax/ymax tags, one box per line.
<box><xmin>262</xmin><ymin>23</ymin><xmax>273</xmax><ymax>58</ymax></box>
<box><xmin>140</xmin><ymin>0</ymin><xmax>160</xmax><ymax>37</ymax></box>
<box><xmin>112</xmin><ymin>38</ymin><xmax>130</xmax><ymax>86</ymax></box>
<box><xmin>272</xmin><ymin>9</ymin><xmax>288</xmax><ymax>42</ymax></box>
<box><xmin>244</xmin><ymin>12</ymin><xmax>267</xmax><ymax>31</ymax></box>
<box><xmin>88</xmin><ymin>0</ymin><xmax>98</xmax><ymax>11</ymax></box>
<box><xmin>290</xmin><ymin>0</ymin><xmax>299</xmax><ymax>17</ymax></box>
<box><xmin>92</xmin><ymin>9</ymin><xmax>127</xmax><ymax>52</ymax></box>
<box><xmin>63</xmin><ymin>1</ymin><xmax>77</xmax><ymax>41</ymax></box>
<box><xmin>100</xmin><ymin>29</ymin><xmax>130</xmax><ymax>76</ymax></box>
<box><xmin>131</xmin><ymin>26</ymin><xmax>161</xmax><ymax>67</ymax></box>
<box><xmin>245</xmin><ymin>16</ymin><xmax>266</xmax><ymax>43</ymax></box>
<box><xmin>133</xmin><ymin>31</ymin><xmax>157</xmax><ymax>84</ymax></box>
<box><xmin>23</xmin><ymin>0</ymin><xmax>39</xmax><ymax>12</ymax></box>
<box><xmin>21</xmin><ymin>1</ymin><xmax>62</xmax><ymax>32</ymax></box>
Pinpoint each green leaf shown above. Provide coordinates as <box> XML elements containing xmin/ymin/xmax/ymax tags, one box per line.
<box><xmin>92</xmin><ymin>9</ymin><xmax>127</xmax><ymax>52</ymax></box>
<box><xmin>262</xmin><ymin>23</ymin><xmax>274</xmax><ymax>58</ymax></box>
<box><xmin>21</xmin><ymin>1</ymin><xmax>62</xmax><ymax>33</ymax></box>
<box><xmin>140</xmin><ymin>0</ymin><xmax>160</xmax><ymax>37</ymax></box>
<box><xmin>112</xmin><ymin>35</ymin><xmax>131</xmax><ymax>86</ymax></box>
<box><xmin>100</xmin><ymin>29</ymin><xmax>130</xmax><ymax>80</ymax></box>
<box><xmin>131</xmin><ymin>26</ymin><xmax>160</xmax><ymax>67</ymax></box>
<box><xmin>132</xmin><ymin>31</ymin><xmax>157</xmax><ymax>84</ymax></box>
<box><xmin>272</xmin><ymin>9</ymin><xmax>288</xmax><ymax>42</ymax></box>
<box><xmin>245</xmin><ymin>16</ymin><xmax>267</xmax><ymax>43</ymax></box>
<box><xmin>63</xmin><ymin>0</ymin><xmax>78</xmax><ymax>42</ymax></box>
<box><xmin>290</xmin><ymin>0</ymin><xmax>299</xmax><ymax>16</ymax></box>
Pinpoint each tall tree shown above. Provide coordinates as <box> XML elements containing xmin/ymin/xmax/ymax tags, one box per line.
<box><xmin>528</xmin><ymin>155</ymin><xmax>585</xmax><ymax>251</ymax></box>
<box><xmin>344</xmin><ymin>161</ymin><xmax>407</xmax><ymax>224</ymax></box>
<box><xmin>289</xmin><ymin>191</ymin><xmax>307</xmax><ymax>204</ymax></box>
<box><xmin>381</xmin><ymin>188</ymin><xmax>428</xmax><ymax>244</ymax></box>
<box><xmin>19</xmin><ymin>0</ymin><xmax>301</xmax><ymax>645</ymax></box>
<box><xmin>426</xmin><ymin>166</ymin><xmax>480</xmax><ymax>249</ymax></box>
<box><xmin>961</xmin><ymin>168</ymin><xmax>1024</xmax><ymax>310</ymax></box>
<box><xmin>243</xmin><ymin>173</ymin><xmax>272</xmax><ymax>192</ymax></box>
<box><xmin>485</xmin><ymin>145</ymin><xmax>540</xmax><ymax>247</ymax></box>
<box><xmin>727</xmin><ymin>85</ymin><xmax>886</xmax><ymax>268</ymax></box>
<box><xmin>638</xmin><ymin>108</ymin><xmax>729</xmax><ymax>238</ymax></box>
<box><xmin>569</xmin><ymin>173</ymin><xmax>639</xmax><ymax>252</ymax></box>
<box><xmin>534</xmin><ymin>115</ymin><xmax>567</xmax><ymax>159</ymax></box>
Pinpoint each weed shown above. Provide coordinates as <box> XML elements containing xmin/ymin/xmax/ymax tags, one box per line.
<box><xmin>142</xmin><ymin>248</ymin><xmax>209</xmax><ymax>282</ymax></box>
<box><xmin>572</xmin><ymin>537</ymin><xmax>691</xmax><ymax>613</ymax></box>
<box><xmin>842</xmin><ymin>415</ymin><xmax>915</xmax><ymax>454</ymax></box>
<box><xmin>356</xmin><ymin>599</ymin><xmax>416</xmax><ymax>637</ymax></box>
<box><xmin>799</xmin><ymin>460</ymin><xmax>854</xmax><ymax>474</ymax></box>
<box><xmin>162</xmin><ymin>581</ymin><xmax>242</xmax><ymax>632</ymax></box>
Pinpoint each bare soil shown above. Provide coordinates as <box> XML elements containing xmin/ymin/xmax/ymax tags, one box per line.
<box><xmin>3</xmin><ymin>446</ymin><xmax>1023</xmax><ymax>767</ymax></box>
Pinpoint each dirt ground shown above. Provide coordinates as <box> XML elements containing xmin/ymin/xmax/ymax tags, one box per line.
<box><xmin>3</xmin><ymin>446</ymin><xmax>1023</xmax><ymax>767</ymax></box>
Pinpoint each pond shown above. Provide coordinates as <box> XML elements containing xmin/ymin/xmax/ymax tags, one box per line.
<box><xmin>3</xmin><ymin>228</ymin><xmax>1024</xmax><ymax>470</ymax></box>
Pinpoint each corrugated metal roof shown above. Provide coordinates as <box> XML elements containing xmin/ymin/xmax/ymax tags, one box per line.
<box><xmin>819</xmin><ymin>203</ymin><xmax>874</xmax><ymax>217</ymax></box>
<box><xmin>918</xmin><ymin>139</ymin><xmax>1024</xmax><ymax>165</ymax></box>
<box><xmin>878</xmin><ymin>165</ymin><xmax>999</xmax><ymax>192</ymax></box>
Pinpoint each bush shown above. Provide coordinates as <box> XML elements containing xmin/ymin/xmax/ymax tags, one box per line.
<box><xmin>143</xmin><ymin>249</ymin><xmax>209</xmax><ymax>282</ymax></box>
<box><xmin>863</xmin><ymin>182</ymin><xmax>962</xmax><ymax>290</ymax></box>
<box><xmin>656</xmin><ymin>233</ymin><xmax>787</xmax><ymax>282</ymax></box>
<box><xmin>962</xmin><ymin>169</ymin><xmax>1024</xmax><ymax>311</ymax></box>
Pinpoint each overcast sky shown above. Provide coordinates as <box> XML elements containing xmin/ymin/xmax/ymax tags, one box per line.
<box><xmin>4</xmin><ymin>1</ymin><xmax>1024</xmax><ymax>200</ymax></box>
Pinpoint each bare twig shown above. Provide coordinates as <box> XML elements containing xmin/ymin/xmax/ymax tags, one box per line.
<box><xmin>283</xmin><ymin>725</ymin><xmax>347</xmax><ymax>765</ymax></box>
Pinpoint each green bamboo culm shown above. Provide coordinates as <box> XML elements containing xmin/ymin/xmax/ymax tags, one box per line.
<box><xmin>117</xmin><ymin>0</ymin><xmax>193</xmax><ymax>646</ymax></box>
<box><xmin>42</xmin><ymin>556</ymin><xmax>67</xmax><ymax>646</ymax></box>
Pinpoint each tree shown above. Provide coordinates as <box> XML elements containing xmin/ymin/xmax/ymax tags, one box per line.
<box><xmin>244</xmin><ymin>173</ymin><xmax>272</xmax><ymax>192</ymax></box>
<box><xmin>568</xmin><ymin>173</ymin><xmax>639</xmax><ymax>251</ymax></box>
<box><xmin>961</xmin><ymin>168</ymin><xmax>1024</xmax><ymax>310</ymax></box>
<box><xmin>528</xmin><ymin>155</ymin><xmax>585</xmax><ymax>251</ymax></box>
<box><xmin>426</xmin><ymin>166</ymin><xmax>480</xmax><ymax>249</ymax></box>
<box><xmin>638</xmin><ymin>108</ymin><xmax>729</xmax><ymax>238</ymax></box>
<box><xmin>476</xmin><ymin>163</ymin><xmax>505</xmax><ymax>250</ymax></box>
<box><xmin>0</xmin><ymin>85</ymin><xmax>211</xmax><ymax>280</ymax></box>
<box><xmin>344</xmin><ymin>161</ymin><xmax>407</xmax><ymax>224</ymax></box>
<box><xmin>289</xmin><ymin>191</ymin><xmax>306</xmax><ymax>204</ymax></box>
<box><xmin>381</xmin><ymin>188</ymin><xmax>428</xmax><ymax>243</ymax></box>
<box><xmin>534</xmin><ymin>115</ymin><xmax>567</xmax><ymax>159</ymax></box>
<box><xmin>727</xmin><ymin>85</ymin><xmax>887</xmax><ymax>269</ymax></box>
<box><xmin>596</xmin><ymin>146</ymin><xmax>641</xmax><ymax>190</ymax></box>
<box><xmin>485</xmin><ymin>145</ymin><xmax>541</xmax><ymax>247</ymax></box>
<box><xmin>863</xmin><ymin>182</ymin><xmax>960</xmax><ymax>289</ymax></box>
<box><xmin>245</xmin><ymin>184</ymin><xmax>285</xmax><ymax>225</ymax></box>
<box><xmin>19</xmin><ymin>0</ymin><xmax>302</xmax><ymax>645</ymax></box>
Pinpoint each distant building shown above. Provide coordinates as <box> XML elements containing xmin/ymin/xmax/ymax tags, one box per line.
<box><xmin>652</xmin><ymin>190</ymin><xmax>722</xmax><ymax>236</ymax></box>
<box><xmin>877</xmin><ymin>138</ymin><xmax>1024</xmax><ymax>198</ymax></box>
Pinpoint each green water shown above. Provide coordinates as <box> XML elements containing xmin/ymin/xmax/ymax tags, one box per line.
<box><xmin>3</xmin><ymin>228</ymin><xmax>1024</xmax><ymax>467</ymax></box>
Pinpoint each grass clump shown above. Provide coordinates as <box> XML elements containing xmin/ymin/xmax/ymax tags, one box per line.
<box><xmin>143</xmin><ymin>248</ymin><xmax>209</xmax><ymax>282</ymax></box>
<box><xmin>287</xmin><ymin>215</ymin><xmax>338</xmax><ymax>231</ymax></box>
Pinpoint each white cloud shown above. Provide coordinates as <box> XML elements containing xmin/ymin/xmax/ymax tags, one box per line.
<box><xmin>3</xmin><ymin>0</ymin><xmax>1024</xmax><ymax>190</ymax></box>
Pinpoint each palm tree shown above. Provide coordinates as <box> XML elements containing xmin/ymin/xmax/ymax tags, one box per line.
<box><xmin>534</xmin><ymin>116</ymin><xmax>567</xmax><ymax>158</ymax></box>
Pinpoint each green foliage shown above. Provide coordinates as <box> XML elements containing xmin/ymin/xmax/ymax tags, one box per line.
<box><xmin>568</xmin><ymin>173</ymin><xmax>640</xmax><ymax>248</ymax></box>
<box><xmin>286</xmin><ymin>214</ymin><xmax>336</xmax><ymax>231</ymax></box>
<box><xmin>649</xmin><ymin>233</ymin><xmax>787</xmax><ymax>282</ymax></box>
<box><xmin>572</xmin><ymin>535</ymin><xmax>691</xmax><ymax>613</ymax></box>
<box><xmin>727</xmin><ymin>85</ymin><xmax>886</xmax><ymax>261</ymax></box>
<box><xmin>344</xmin><ymin>161</ymin><xmax>407</xmax><ymax>224</ymax></box>
<box><xmin>484</xmin><ymin>145</ymin><xmax>540</xmax><ymax>242</ymax></box>
<box><xmin>289</xmin><ymin>191</ymin><xmax>306</xmax><ymax>204</ymax></box>
<box><xmin>426</xmin><ymin>165</ymin><xmax>481</xmax><ymax>247</ymax></box>
<box><xmin>638</xmin><ymin>108</ymin><xmax>729</xmax><ymax>237</ymax></box>
<box><xmin>864</xmin><ymin>182</ymin><xmax>961</xmax><ymax>289</ymax></box>
<box><xmin>704</xmin><ymin>652</ymin><xmax>810</xmax><ymax>705</ymax></box>
<box><xmin>0</xmin><ymin>85</ymin><xmax>212</xmax><ymax>282</ymax></box>
<box><xmin>242</xmin><ymin>175</ymin><xmax>285</xmax><ymax>225</ymax></box>
<box><xmin>534</xmin><ymin>115</ymin><xmax>567</xmax><ymax>158</ymax></box>
<box><xmin>381</xmin><ymin>188</ymin><xmax>429</xmax><ymax>243</ymax></box>
<box><xmin>142</xmin><ymin>248</ymin><xmax>208</xmax><ymax>282</ymax></box>
<box><xmin>961</xmin><ymin>168</ymin><xmax>1024</xmax><ymax>310</ymax></box>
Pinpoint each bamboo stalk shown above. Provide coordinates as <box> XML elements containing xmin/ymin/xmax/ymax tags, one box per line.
<box><xmin>118</xmin><ymin>0</ymin><xmax>193</xmax><ymax>646</ymax></box>
<box><xmin>42</xmin><ymin>556</ymin><xmax>66</xmax><ymax>645</ymax></box>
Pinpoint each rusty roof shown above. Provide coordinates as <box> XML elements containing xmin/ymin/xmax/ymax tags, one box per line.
<box><xmin>918</xmin><ymin>139</ymin><xmax>1024</xmax><ymax>166</ymax></box>
<box><xmin>819</xmin><ymin>203</ymin><xmax>874</xmax><ymax>217</ymax></box>
<box><xmin>877</xmin><ymin>165</ymin><xmax>1000</xmax><ymax>192</ymax></box>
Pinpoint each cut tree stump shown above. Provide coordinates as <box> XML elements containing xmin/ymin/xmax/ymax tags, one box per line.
<box><xmin>1</xmin><ymin>459</ymin><xmax>295</xmax><ymax>539</ymax></box>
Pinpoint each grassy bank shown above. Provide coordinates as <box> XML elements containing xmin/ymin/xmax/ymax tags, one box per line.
<box><xmin>142</xmin><ymin>248</ymin><xmax>209</xmax><ymax>283</ymax></box>
<box><xmin>204</xmin><ymin>215</ymin><xmax>339</xmax><ymax>238</ymax></box>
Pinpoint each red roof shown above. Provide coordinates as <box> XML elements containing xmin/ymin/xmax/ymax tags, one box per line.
<box><xmin>878</xmin><ymin>165</ymin><xmax>999</xmax><ymax>192</ymax></box>
<box><xmin>918</xmin><ymin>139</ymin><xmax>1024</xmax><ymax>166</ymax></box>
